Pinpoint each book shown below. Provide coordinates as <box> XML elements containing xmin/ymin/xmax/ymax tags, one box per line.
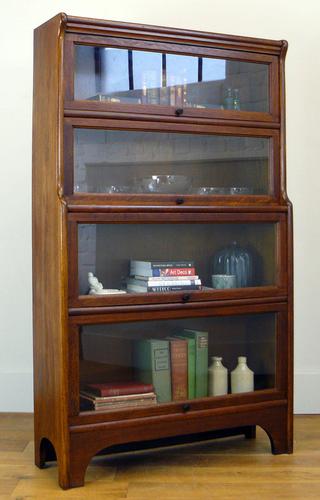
<box><xmin>127</xmin><ymin>278</ymin><xmax>201</xmax><ymax>287</ymax></box>
<box><xmin>182</xmin><ymin>329</ymin><xmax>209</xmax><ymax>398</ymax></box>
<box><xmin>80</xmin><ymin>391</ymin><xmax>156</xmax><ymax>403</ymax></box>
<box><xmin>167</xmin><ymin>338</ymin><xmax>188</xmax><ymax>401</ymax></box>
<box><xmin>80</xmin><ymin>395</ymin><xmax>158</xmax><ymax>411</ymax></box>
<box><xmin>127</xmin><ymin>284</ymin><xmax>201</xmax><ymax>293</ymax></box>
<box><xmin>131</xmin><ymin>267</ymin><xmax>197</xmax><ymax>277</ymax></box>
<box><xmin>130</xmin><ymin>260</ymin><xmax>194</xmax><ymax>276</ymax></box>
<box><xmin>130</xmin><ymin>267</ymin><xmax>196</xmax><ymax>278</ymax></box>
<box><xmin>82</xmin><ymin>381</ymin><xmax>154</xmax><ymax>397</ymax></box>
<box><xmin>174</xmin><ymin>335</ymin><xmax>196</xmax><ymax>399</ymax></box>
<box><xmin>133</xmin><ymin>275</ymin><xmax>199</xmax><ymax>281</ymax></box>
<box><xmin>133</xmin><ymin>339</ymin><xmax>172</xmax><ymax>403</ymax></box>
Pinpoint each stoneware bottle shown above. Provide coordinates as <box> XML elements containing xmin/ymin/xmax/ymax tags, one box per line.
<box><xmin>208</xmin><ymin>356</ymin><xmax>228</xmax><ymax>396</ymax></box>
<box><xmin>231</xmin><ymin>356</ymin><xmax>254</xmax><ymax>394</ymax></box>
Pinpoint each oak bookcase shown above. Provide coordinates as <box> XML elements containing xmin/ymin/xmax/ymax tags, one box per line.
<box><xmin>32</xmin><ymin>13</ymin><xmax>293</xmax><ymax>489</ymax></box>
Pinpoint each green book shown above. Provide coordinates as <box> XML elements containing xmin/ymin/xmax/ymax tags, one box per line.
<box><xmin>174</xmin><ymin>335</ymin><xmax>196</xmax><ymax>399</ymax></box>
<box><xmin>182</xmin><ymin>329</ymin><xmax>208</xmax><ymax>398</ymax></box>
<box><xmin>133</xmin><ymin>339</ymin><xmax>172</xmax><ymax>403</ymax></box>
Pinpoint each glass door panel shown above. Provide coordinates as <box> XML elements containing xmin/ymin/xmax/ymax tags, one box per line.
<box><xmin>73</xmin><ymin>128</ymin><xmax>271</xmax><ymax>196</ymax></box>
<box><xmin>74</xmin><ymin>45</ymin><xmax>269</xmax><ymax>113</ymax></box>
<box><xmin>79</xmin><ymin>312</ymin><xmax>276</xmax><ymax>413</ymax></box>
<box><xmin>77</xmin><ymin>222</ymin><xmax>277</xmax><ymax>296</ymax></box>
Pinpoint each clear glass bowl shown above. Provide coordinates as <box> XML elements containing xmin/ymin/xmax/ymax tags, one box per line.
<box><xmin>136</xmin><ymin>175</ymin><xmax>192</xmax><ymax>194</ymax></box>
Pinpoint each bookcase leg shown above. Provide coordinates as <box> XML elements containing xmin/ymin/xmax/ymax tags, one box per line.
<box><xmin>35</xmin><ymin>437</ymin><xmax>57</xmax><ymax>468</ymax></box>
<box><xmin>244</xmin><ymin>425</ymin><xmax>256</xmax><ymax>439</ymax></box>
<box><xmin>58</xmin><ymin>453</ymin><xmax>90</xmax><ymax>489</ymax></box>
<box><xmin>262</xmin><ymin>418</ymin><xmax>293</xmax><ymax>455</ymax></box>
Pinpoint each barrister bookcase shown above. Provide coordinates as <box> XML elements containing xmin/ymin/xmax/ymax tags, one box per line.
<box><xmin>32</xmin><ymin>13</ymin><xmax>293</xmax><ymax>489</ymax></box>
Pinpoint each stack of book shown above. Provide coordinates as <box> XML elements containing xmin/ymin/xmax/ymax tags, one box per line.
<box><xmin>133</xmin><ymin>329</ymin><xmax>208</xmax><ymax>403</ymax></box>
<box><xmin>127</xmin><ymin>260</ymin><xmax>202</xmax><ymax>293</ymax></box>
<box><xmin>80</xmin><ymin>381</ymin><xmax>157</xmax><ymax>411</ymax></box>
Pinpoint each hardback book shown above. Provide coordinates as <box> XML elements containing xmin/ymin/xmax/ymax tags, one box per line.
<box><xmin>132</xmin><ymin>275</ymin><xmax>199</xmax><ymax>282</ymax></box>
<box><xmin>166</xmin><ymin>338</ymin><xmax>188</xmax><ymax>401</ymax></box>
<box><xmin>182</xmin><ymin>329</ymin><xmax>209</xmax><ymax>398</ymax></box>
<box><xmin>133</xmin><ymin>339</ymin><xmax>172</xmax><ymax>403</ymax></box>
<box><xmin>127</xmin><ymin>284</ymin><xmax>201</xmax><ymax>293</ymax></box>
<box><xmin>80</xmin><ymin>395</ymin><xmax>158</xmax><ymax>411</ymax></box>
<box><xmin>82</xmin><ymin>381</ymin><xmax>154</xmax><ymax>397</ymax></box>
<box><xmin>127</xmin><ymin>278</ymin><xmax>201</xmax><ymax>287</ymax></box>
<box><xmin>132</xmin><ymin>268</ymin><xmax>197</xmax><ymax>277</ymax></box>
<box><xmin>130</xmin><ymin>260</ymin><xmax>194</xmax><ymax>276</ymax></box>
<box><xmin>174</xmin><ymin>334</ymin><xmax>196</xmax><ymax>399</ymax></box>
<box><xmin>80</xmin><ymin>391</ymin><xmax>156</xmax><ymax>403</ymax></box>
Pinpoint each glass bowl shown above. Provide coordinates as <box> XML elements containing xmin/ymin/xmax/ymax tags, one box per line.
<box><xmin>196</xmin><ymin>186</ymin><xmax>229</xmax><ymax>195</ymax></box>
<box><xmin>137</xmin><ymin>175</ymin><xmax>191</xmax><ymax>194</ymax></box>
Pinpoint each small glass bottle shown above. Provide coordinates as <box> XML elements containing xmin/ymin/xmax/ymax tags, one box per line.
<box><xmin>224</xmin><ymin>88</ymin><xmax>234</xmax><ymax>110</ymax></box>
<box><xmin>231</xmin><ymin>356</ymin><xmax>254</xmax><ymax>394</ymax></box>
<box><xmin>208</xmin><ymin>356</ymin><xmax>228</xmax><ymax>396</ymax></box>
<box><xmin>233</xmin><ymin>88</ymin><xmax>241</xmax><ymax>110</ymax></box>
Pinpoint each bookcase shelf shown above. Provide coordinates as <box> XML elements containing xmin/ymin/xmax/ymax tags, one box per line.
<box><xmin>32</xmin><ymin>13</ymin><xmax>293</xmax><ymax>489</ymax></box>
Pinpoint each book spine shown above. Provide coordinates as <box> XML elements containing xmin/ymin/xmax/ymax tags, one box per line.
<box><xmin>133</xmin><ymin>268</ymin><xmax>196</xmax><ymax>277</ymax></box>
<box><xmin>173</xmin><ymin>335</ymin><xmax>196</xmax><ymax>399</ymax></box>
<box><xmin>84</xmin><ymin>383</ymin><xmax>154</xmax><ymax>397</ymax></box>
<box><xmin>134</xmin><ymin>340</ymin><xmax>171</xmax><ymax>403</ymax></box>
<box><xmin>134</xmin><ymin>274</ymin><xmax>199</xmax><ymax>281</ymax></box>
<box><xmin>194</xmin><ymin>333</ymin><xmax>208</xmax><ymax>398</ymax></box>
<box><xmin>80</xmin><ymin>391</ymin><xmax>156</xmax><ymax>403</ymax></box>
<box><xmin>147</xmin><ymin>285</ymin><xmax>201</xmax><ymax>292</ymax></box>
<box><xmin>169</xmin><ymin>340</ymin><xmax>188</xmax><ymax>401</ymax></box>
<box><xmin>182</xmin><ymin>330</ymin><xmax>209</xmax><ymax>398</ymax></box>
<box><xmin>130</xmin><ymin>262</ymin><xmax>194</xmax><ymax>274</ymax></box>
<box><xmin>127</xmin><ymin>284</ymin><xmax>201</xmax><ymax>293</ymax></box>
<box><xmin>187</xmin><ymin>338</ymin><xmax>196</xmax><ymax>399</ymax></box>
<box><xmin>128</xmin><ymin>279</ymin><xmax>201</xmax><ymax>287</ymax></box>
<box><xmin>155</xmin><ymin>268</ymin><xmax>196</xmax><ymax>277</ymax></box>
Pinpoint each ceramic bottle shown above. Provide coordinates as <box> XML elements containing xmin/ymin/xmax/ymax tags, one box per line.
<box><xmin>208</xmin><ymin>356</ymin><xmax>228</xmax><ymax>396</ymax></box>
<box><xmin>231</xmin><ymin>356</ymin><xmax>254</xmax><ymax>394</ymax></box>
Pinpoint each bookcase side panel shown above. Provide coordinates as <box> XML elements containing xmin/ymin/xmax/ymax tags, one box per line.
<box><xmin>32</xmin><ymin>13</ymin><xmax>69</xmax><ymax>475</ymax></box>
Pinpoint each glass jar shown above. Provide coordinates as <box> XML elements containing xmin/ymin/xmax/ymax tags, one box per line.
<box><xmin>212</xmin><ymin>241</ymin><xmax>253</xmax><ymax>288</ymax></box>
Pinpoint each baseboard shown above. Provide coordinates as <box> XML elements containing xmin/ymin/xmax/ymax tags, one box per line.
<box><xmin>294</xmin><ymin>370</ymin><xmax>320</xmax><ymax>414</ymax></box>
<box><xmin>0</xmin><ymin>370</ymin><xmax>319</xmax><ymax>413</ymax></box>
<box><xmin>0</xmin><ymin>372</ymin><xmax>33</xmax><ymax>412</ymax></box>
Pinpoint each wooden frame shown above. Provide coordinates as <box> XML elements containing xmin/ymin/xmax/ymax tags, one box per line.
<box><xmin>64</xmin><ymin>33</ymin><xmax>280</xmax><ymax>123</ymax></box>
<box><xmin>68</xmin><ymin>301</ymin><xmax>288</xmax><ymax>421</ymax></box>
<box><xmin>67</xmin><ymin>212</ymin><xmax>288</xmax><ymax>308</ymax></box>
<box><xmin>32</xmin><ymin>13</ymin><xmax>292</xmax><ymax>489</ymax></box>
<box><xmin>64</xmin><ymin>117</ymin><xmax>281</xmax><ymax>205</ymax></box>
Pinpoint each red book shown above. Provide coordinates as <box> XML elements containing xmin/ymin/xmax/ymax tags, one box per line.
<box><xmin>167</xmin><ymin>338</ymin><xmax>188</xmax><ymax>401</ymax></box>
<box><xmin>83</xmin><ymin>381</ymin><xmax>154</xmax><ymax>397</ymax></box>
<box><xmin>160</xmin><ymin>268</ymin><xmax>196</xmax><ymax>277</ymax></box>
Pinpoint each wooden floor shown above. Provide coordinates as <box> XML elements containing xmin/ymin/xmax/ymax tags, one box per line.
<box><xmin>0</xmin><ymin>414</ymin><xmax>319</xmax><ymax>499</ymax></box>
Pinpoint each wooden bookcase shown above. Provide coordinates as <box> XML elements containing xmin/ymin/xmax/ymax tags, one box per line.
<box><xmin>32</xmin><ymin>13</ymin><xmax>293</xmax><ymax>489</ymax></box>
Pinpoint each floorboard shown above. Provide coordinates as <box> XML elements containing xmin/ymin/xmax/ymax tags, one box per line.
<box><xmin>0</xmin><ymin>414</ymin><xmax>319</xmax><ymax>498</ymax></box>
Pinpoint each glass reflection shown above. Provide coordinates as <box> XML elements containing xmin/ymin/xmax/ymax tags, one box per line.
<box><xmin>74</xmin><ymin>45</ymin><xmax>269</xmax><ymax>112</ymax></box>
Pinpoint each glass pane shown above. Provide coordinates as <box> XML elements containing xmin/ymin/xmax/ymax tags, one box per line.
<box><xmin>78</xmin><ymin>222</ymin><xmax>276</xmax><ymax>295</ymax></box>
<box><xmin>74</xmin><ymin>129</ymin><xmax>270</xmax><ymax>195</ymax></box>
<box><xmin>74</xmin><ymin>45</ymin><xmax>269</xmax><ymax>112</ymax></box>
<box><xmin>79</xmin><ymin>312</ymin><xmax>276</xmax><ymax>412</ymax></box>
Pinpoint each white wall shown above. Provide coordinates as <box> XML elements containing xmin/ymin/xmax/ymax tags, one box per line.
<box><xmin>0</xmin><ymin>0</ymin><xmax>318</xmax><ymax>413</ymax></box>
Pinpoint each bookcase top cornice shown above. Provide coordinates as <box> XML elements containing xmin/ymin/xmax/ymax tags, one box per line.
<box><xmin>43</xmin><ymin>12</ymin><xmax>287</xmax><ymax>56</ymax></box>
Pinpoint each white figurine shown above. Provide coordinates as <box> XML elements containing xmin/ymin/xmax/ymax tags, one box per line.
<box><xmin>88</xmin><ymin>272</ymin><xmax>126</xmax><ymax>295</ymax></box>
